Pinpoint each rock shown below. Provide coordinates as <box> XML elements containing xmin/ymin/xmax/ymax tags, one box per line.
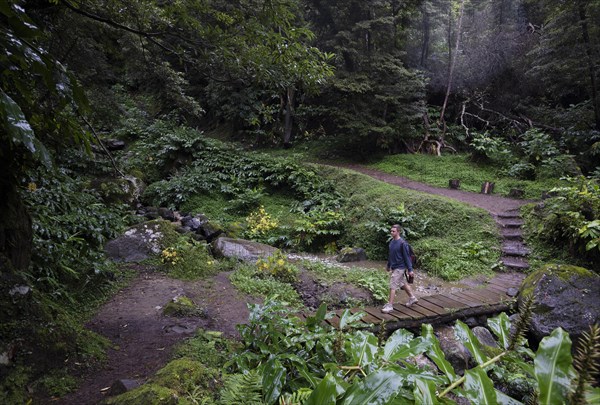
<box><xmin>212</xmin><ymin>237</ymin><xmax>276</xmax><ymax>262</ymax></box>
<box><xmin>108</xmin><ymin>379</ymin><xmax>140</xmax><ymax>396</ymax></box>
<box><xmin>163</xmin><ymin>295</ymin><xmax>204</xmax><ymax>317</ymax></box>
<box><xmin>434</xmin><ymin>325</ymin><xmax>472</xmax><ymax>375</ymax></box>
<box><xmin>336</xmin><ymin>247</ymin><xmax>367</xmax><ymax>263</ymax></box>
<box><xmin>104</xmin><ymin>139</ymin><xmax>126</xmax><ymax>151</ymax></box>
<box><xmin>104</xmin><ymin>222</ymin><xmax>166</xmax><ymax>262</ymax></box>
<box><xmin>405</xmin><ymin>353</ymin><xmax>438</xmax><ymax>372</ymax></box>
<box><xmin>89</xmin><ymin>175</ymin><xmax>144</xmax><ymax>206</ymax></box>
<box><xmin>8</xmin><ymin>285</ymin><xmax>31</xmax><ymax>297</ymax></box>
<box><xmin>157</xmin><ymin>207</ymin><xmax>175</xmax><ymax>222</ymax></box>
<box><xmin>472</xmin><ymin>326</ymin><xmax>498</xmax><ymax>348</ymax></box>
<box><xmin>519</xmin><ymin>263</ymin><xmax>600</xmax><ymax>346</ymax></box>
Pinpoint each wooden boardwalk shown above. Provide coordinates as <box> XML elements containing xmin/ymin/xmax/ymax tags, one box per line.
<box><xmin>316</xmin><ymin>273</ymin><xmax>526</xmax><ymax>331</ymax></box>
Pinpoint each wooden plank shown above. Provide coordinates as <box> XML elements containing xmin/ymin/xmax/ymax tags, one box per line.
<box><xmin>417</xmin><ymin>298</ymin><xmax>448</xmax><ymax>315</ymax></box>
<box><xmin>473</xmin><ymin>288</ymin><xmax>508</xmax><ymax>302</ymax></box>
<box><xmin>424</xmin><ymin>294</ymin><xmax>467</xmax><ymax>309</ymax></box>
<box><xmin>326</xmin><ymin>314</ymin><xmax>341</xmax><ymax>329</ymax></box>
<box><xmin>349</xmin><ymin>308</ymin><xmax>379</xmax><ymax>325</ymax></box>
<box><xmin>468</xmin><ymin>287</ymin><xmax>503</xmax><ymax>300</ymax></box>
<box><xmin>363</xmin><ymin>307</ymin><xmax>396</xmax><ymax>323</ymax></box>
<box><xmin>487</xmin><ymin>278</ymin><xmax>511</xmax><ymax>289</ymax></box>
<box><xmin>405</xmin><ymin>302</ymin><xmax>439</xmax><ymax>317</ymax></box>
<box><xmin>454</xmin><ymin>290</ymin><xmax>490</xmax><ymax>305</ymax></box>
<box><xmin>421</xmin><ymin>295</ymin><xmax>461</xmax><ymax>310</ymax></box>
<box><xmin>441</xmin><ymin>292</ymin><xmax>481</xmax><ymax>308</ymax></box>
<box><xmin>462</xmin><ymin>289</ymin><xmax>501</xmax><ymax>303</ymax></box>
<box><xmin>484</xmin><ymin>285</ymin><xmax>510</xmax><ymax>296</ymax></box>
<box><xmin>390</xmin><ymin>304</ymin><xmax>425</xmax><ymax>319</ymax></box>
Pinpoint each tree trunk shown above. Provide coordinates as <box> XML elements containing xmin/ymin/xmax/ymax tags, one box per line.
<box><xmin>439</xmin><ymin>0</ymin><xmax>465</xmax><ymax>129</ymax></box>
<box><xmin>283</xmin><ymin>86</ymin><xmax>296</xmax><ymax>146</ymax></box>
<box><xmin>420</xmin><ymin>2</ymin><xmax>431</xmax><ymax>67</ymax></box>
<box><xmin>577</xmin><ymin>0</ymin><xmax>600</xmax><ymax>130</ymax></box>
<box><xmin>0</xmin><ymin>163</ymin><xmax>32</xmax><ymax>273</ymax></box>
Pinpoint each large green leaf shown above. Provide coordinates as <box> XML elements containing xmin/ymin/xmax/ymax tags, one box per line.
<box><xmin>534</xmin><ymin>327</ymin><xmax>575</xmax><ymax>405</ymax></box>
<box><xmin>414</xmin><ymin>377</ymin><xmax>439</xmax><ymax>405</ymax></box>
<box><xmin>339</xmin><ymin>309</ymin><xmax>366</xmax><ymax>330</ymax></box>
<box><xmin>345</xmin><ymin>330</ymin><xmax>379</xmax><ymax>368</ymax></box>
<box><xmin>455</xmin><ymin>320</ymin><xmax>489</xmax><ymax>366</ymax></box>
<box><xmin>262</xmin><ymin>357</ymin><xmax>286</xmax><ymax>405</ymax></box>
<box><xmin>488</xmin><ymin>313</ymin><xmax>511</xmax><ymax>350</ymax></box>
<box><xmin>0</xmin><ymin>90</ymin><xmax>51</xmax><ymax>167</ymax></box>
<box><xmin>495</xmin><ymin>389</ymin><xmax>524</xmax><ymax>405</ymax></box>
<box><xmin>341</xmin><ymin>369</ymin><xmax>405</xmax><ymax>405</ymax></box>
<box><xmin>422</xmin><ymin>324</ymin><xmax>456</xmax><ymax>381</ymax></box>
<box><xmin>463</xmin><ymin>366</ymin><xmax>497</xmax><ymax>404</ymax></box>
<box><xmin>305</xmin><ymin>373</ymin><xmax>346</xmax><ymax>405</ymax></box>
<box><xmin>383</xmin><ymin>328</ymin><xmax>413</xmax><ymax>360</ymax></box>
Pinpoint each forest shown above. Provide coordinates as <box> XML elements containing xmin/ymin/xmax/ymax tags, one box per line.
<box><xmin>1</xmin><ymin>0</ymin><xmax>599</xmax><ymax>403</ymax></box>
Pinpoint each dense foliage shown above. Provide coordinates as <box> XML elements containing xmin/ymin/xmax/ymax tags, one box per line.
<box><xmin>106</xmin><ymin>297</ymin><xmax>600</xmax><ymax>404</ymax></box>
<box><xmin>1</xmin><ymin>0</ymin><xmax>599</xmax><ymax>401</ymax></box>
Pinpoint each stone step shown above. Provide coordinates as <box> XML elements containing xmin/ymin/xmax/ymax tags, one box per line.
<box><xmin>496</xmin><ymin>218</ymin><xmax>524</xmax><ymax>228</ymax></box>
<box><xmin>502</xmin><ymin>241</ymin><xmax>531</xmax><ymax>257</ymax></box>
<box><xmin>501</xmin><ymin>256</ymin><xmax>530</xmax><ymax>271</ymax></box>
<box><xmin>496</xmin><ymin>212</ymin><xmax>521</xmax><ymax>219</ymax></box>
<box><xmin>500</xmin><ymin>228</ymin><xmax>523</xmax><ymax>240</ymax></box>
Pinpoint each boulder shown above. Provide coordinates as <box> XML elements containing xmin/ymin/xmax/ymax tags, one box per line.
<box><xmin>104</xmin><ymin>222</ymin><xmax>166</xmax><ymax>262</ymax></box>
<box><xmin>472</xmin><ymin>326</ymin><xmax>498</xmax><ymax>349</ymax></box>
<box><xmin>212</xmin><ymin>237</ymin><xmax>276</xmax><ymax>262</ymax></box>
<box><xmin>434</xmin><ymin>325</ymin><xmax>473</xmax><ymax>375</ymax></box>
<box><xmin>519</xmin><ymin>263</ymin><xmax>600</xmax><ymax>345</ymax></box>
<box><xmin>336</xmin><ymin>247</ymin><xmax>367</xmax><ymax>263</ymax></box>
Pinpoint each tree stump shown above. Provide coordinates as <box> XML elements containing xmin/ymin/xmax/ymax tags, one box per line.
<box><xmin>449</xmin><ymin>179</ymin><xmax>460</xmax><ymax>189</ymax></box>
<box><xmin>509</xmin><ymin>188</ymin><xmax>525</xmax><ymax>198</ymax></box>
<box><xmin>481</xmin><ymin>181</ymin><xmax>495</xmax><ymax>194</ymax></box>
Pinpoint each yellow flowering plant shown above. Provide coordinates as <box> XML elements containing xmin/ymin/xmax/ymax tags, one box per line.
<box><xmin>245</xmin><ymin>206</ymin><xmax>279</xmax><ymax>240</ymax></box>
<box><xmin>255</xmin><ymin>250</ymin><xmax>298</xmax><ymax>284</ymax></box>
<box><xmin>161</xmin><ymin>246</ymin><xmax>181</xmax><ymax>266</ymax></box>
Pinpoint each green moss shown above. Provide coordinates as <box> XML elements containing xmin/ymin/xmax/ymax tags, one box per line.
<box><xmin>173</xmin><ymin>330</ymin><xmax>239</xmax><ymax>369</ymax></box>
<box><xmin>152</xmin><ymin>358</ymin><xmax>221</xmax><ymax>394</ymax></box>
<box><xmin>162</xmin><ymin>295</ymin><xmax>204</xmax><ymax>317</ymax></box>
<box><xmin>520</xmin><ymin>263</ymin><xmax>596</xmax><ymax>298</ymax></box>
<box><xmin>104</xmin><ymin>384</ymin><xmax>180</xmax><ymax>405</ymax></box>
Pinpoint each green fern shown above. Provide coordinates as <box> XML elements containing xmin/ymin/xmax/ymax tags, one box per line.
<box><xmin>279</xmin><ymin>388</ymin><xmax>312</xmax><ymax>405</ymax></box>
<box><xmin>218</xmin><ymin>370</ymin><xmax>264</xmax><ymax>405</ymax></box>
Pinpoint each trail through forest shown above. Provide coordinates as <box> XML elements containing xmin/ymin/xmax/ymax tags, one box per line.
<box><xmin>53</xmin><ymin>165</ymin><xmax>531</xmax><ymax>404</ymax></box>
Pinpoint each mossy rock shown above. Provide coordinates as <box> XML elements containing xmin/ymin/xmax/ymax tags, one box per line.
<box><xmin>336</xmin><ymin>247</ymin><xmax>367</xmax><ymax>263</ymax></box>
<box><xmin>104</xmin><ymin>384</ymin><xmax>179</xmax><ymax>405</ymax></box>
<box><xmin>151</xmin><ymin>358</ymin><xmax>221</xmax><ymax>394</ymax></box>
<box><xmin>519</xmin><ymin>263</ymin><xmax>600</xmax><ymax>345</ymax></box>
<box><xmin>162</xmin><ymin>296</ymin><xmax>204</xmax><ymax>317</ymax></box>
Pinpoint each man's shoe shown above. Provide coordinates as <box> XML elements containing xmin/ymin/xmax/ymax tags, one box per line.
<box><xmin>381</xmin><ymin>303</ymin><xmax>394</xmax><ymax>313</ymax></box>
<box><xmin>405</xmin><ymin>297</ymin><xmax>418</xmax><ymax>307</ymax></box>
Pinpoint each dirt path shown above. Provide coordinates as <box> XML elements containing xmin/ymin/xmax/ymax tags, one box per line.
<box><xmin>330</xmin><ymin>163</ymin><xmax>531</xmax><ymax>214</ymax></box>
<box><xmin>52</xmin><ymin>164</ymin><xmax>534</xmax><ymax>404</ymax></box>
<box><xmin>53</xmin><ymin>268</ymin><xmax>259</xmax><ymax>405</ymax></box>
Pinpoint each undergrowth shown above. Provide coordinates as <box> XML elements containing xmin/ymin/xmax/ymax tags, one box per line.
<box><xmin>368</xmin><ymin>153</ymin><xmax>565</xmax><ymax>199</ymax></box>
<box><xmin>317</xmin><ymin>165</ymin><xmax>500</xmax><ymax>280</ymax></box>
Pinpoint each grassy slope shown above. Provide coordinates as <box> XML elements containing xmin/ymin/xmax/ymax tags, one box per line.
<box><xmin>365</xmin><ymin>153</ymin><xmax>565</xmax><ymax>200</ymax></box>
<box><xmin>315</xmin><ymin>165</ymin><xmax>500</xmax><ymax>280</ymax></box>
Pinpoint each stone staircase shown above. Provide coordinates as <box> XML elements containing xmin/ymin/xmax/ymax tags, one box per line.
<box><xmin>495</xmin><ymin>209</ymin><xmax>530</xmax><ymax>271</ymax></box>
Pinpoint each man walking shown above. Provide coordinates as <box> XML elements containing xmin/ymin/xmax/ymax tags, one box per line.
<box><xmin>382</xmin><ymin>224</ymin><xmax>418</xmax><ymax>313</ymax></box>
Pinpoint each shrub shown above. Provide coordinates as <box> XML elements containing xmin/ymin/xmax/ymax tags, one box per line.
<box><xmin>255</xmin><ymin>251</ymin><xmax>299</xmax><ymax>284</ymax></box>
<box><xmin>161</xmin><ymin>239</ymin><xmax>218</xmax><ymax>280</ymax></box>
<box><xmin>523</xmin><ymin>176</ymin><xmax>600</xmax><ymax>271</ymax></box>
